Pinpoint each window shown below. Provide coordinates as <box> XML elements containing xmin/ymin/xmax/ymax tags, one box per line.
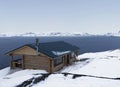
<box><xmin>54</xmin><ymin>56</ymin><xmax>63</xmax><ymax>66</ymax></box>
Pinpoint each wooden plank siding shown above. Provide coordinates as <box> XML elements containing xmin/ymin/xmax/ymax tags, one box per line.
<box><xmin>7</xmin><ymin>46</ymin><xmax>38</xmax><ymax>56</ymax></box>
<box><xmin>52</xmin><ymin>53</ymin><xmax>74</xmax><ymax>72</ymax></box>
<box><xmin>52</xmin><ymin>63</ymin><xmax>64</xmax><ymax>72</ymax></box>
<box><xmin>23</xmin><ymin>55</ymin><xmax>51</xmax><ymax>72</ymax></box>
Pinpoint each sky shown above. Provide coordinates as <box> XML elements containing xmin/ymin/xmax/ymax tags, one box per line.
<box><xmin>0</xmin><ymin>0</ymin><xmax>120</xmax><ymax>34</ymax></box>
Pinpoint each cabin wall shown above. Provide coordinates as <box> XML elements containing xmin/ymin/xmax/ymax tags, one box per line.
<box><xmin>23</xmin><ymin>55</ymin><xmax>51</xmax><ymax>72</ymax></box>
<box><xmin>9</xmin><ymin>49</ymin><xmax>79</xmax><ymax>73</ymax></box>
<box><xmin>52</xmin><ymin>54</ymin><xmax>70</xmax><ymax>72</ymax></box>
<box><xmin>11</xmin><ymin>46</ymin><xmax>38</xmax><ymax>55</ymax></box>
<box><xmin>52</xmin><ymin>50</ymin><xmax>78</xmax><ymax>72</ymax></box>
<box><xmin>52</xmin><ymin>63</ymin><xmax>64</xmax><ymax>72</ymax></box>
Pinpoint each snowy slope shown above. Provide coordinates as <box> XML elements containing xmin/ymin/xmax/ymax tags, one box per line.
<box><xmin>0</xmin><ymin>67</ymin><xmax>10</xmax><ymax>78</ymax></box>
<box><xmin>62</xmin><ymin>50</ymin><xmax>120</xmax><ymax>78</ymax></box>
<box><xmin>33</xmin><ymin>74</ymin><xmax>120</xmax><ymax>87</ymax></box>
<box><xmin>0</xmin><ymin>49</ymin><xmax>120</xmax><ymax>87</ymax></box>
<box><xmin>0</xmin><ymin>69</ymin><xmax>47</xmax><ymax>87</ymax></box>
<box><xmin>62</xmin><ymin>50</ymin><xmax>120</xmax><ymax>77</ymax></box>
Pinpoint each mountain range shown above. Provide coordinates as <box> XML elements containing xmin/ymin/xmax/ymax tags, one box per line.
<box><xmin>0</xmin><ymin>31</ymin><xmax>120</xmax><ymax>37</ymax></box>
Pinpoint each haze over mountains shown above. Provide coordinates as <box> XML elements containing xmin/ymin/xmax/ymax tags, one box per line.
<box><xmin>0</xmin><ymin>31</ymin><xmax>120</xmax><ymax>37</ymax></box>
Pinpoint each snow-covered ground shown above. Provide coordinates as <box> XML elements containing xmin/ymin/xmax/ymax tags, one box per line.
<box><xmin>0</xmin><ymin>69</ymin><xmax>47</xmax><ymax>87</ymax></box>
<box><xmin>0</xmin><ymin>49</ymin><xmax>120</xmax><ymax>87</ymax></box>
<box><xmin>0</xmin><ymin>67</ymin><xmax>10</xmax><ymax>78</ymax></box>
<box><xmin>62</xmin><ymin>49</ymin><xmax>120</xmax><ymax>78</ymax></box>
<box><xmin>33</xmin><ymin>74</ymin><xmax>120</xmax><ymax>87</ymax></box>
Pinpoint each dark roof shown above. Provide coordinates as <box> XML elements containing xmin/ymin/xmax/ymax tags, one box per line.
<box><xmin>7</xmin><ymin>41</ymin><xmax>79</xmax><ymax>58</ymax></box>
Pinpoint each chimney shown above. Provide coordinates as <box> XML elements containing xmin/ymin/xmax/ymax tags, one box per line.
<box><xmin>35</xmin><ymin>38</ymin><xmax>39</xmax><ymax>52</ymax></box>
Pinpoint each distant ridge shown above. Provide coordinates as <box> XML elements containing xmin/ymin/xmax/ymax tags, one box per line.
<box><xmin>0</xmin><ymin>32</ymin><xmax>93</xmax><ymax>37</ymax></box>
<box><xmin>104</xmin><ymin>31</ymin><xmax>120</xmax><ymax>37</ymax></box>
<box><xmin>0</xmin><ymin>31</ymin><xmax>120</xmax><ymax>37</ymax></box>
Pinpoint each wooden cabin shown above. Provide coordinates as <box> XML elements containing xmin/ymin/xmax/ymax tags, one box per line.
<box><xmin>6</xmin><ymin>40</ymin><xmax>79</xmax><ymax>73</ymax></box>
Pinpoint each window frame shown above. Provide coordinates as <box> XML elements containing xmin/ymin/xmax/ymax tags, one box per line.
<box><xmin>54</xmin><ymin>56</ymin><xmax>63</xmax><ymax>66</ymax></box>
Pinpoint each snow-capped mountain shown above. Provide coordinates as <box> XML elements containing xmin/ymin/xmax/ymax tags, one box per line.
<box><xmin>105</xmin><ymin>31</ymin><xmax>120</xmax><ymax>37</ymax></box>
<box><xmin>0</xmin><ymin>49</ymin><xmax>120</xmax><ymax>87</ymax></box>
<box><xmin>1</xmin><ymin>31</ymin><xmax>120</xmax><ymax>37</ymax></box>
<box><xmin>0</xmin><ymin>32</ymin><xmax>94</xmax><ymax>37</ymax></box>
<box><xmin>0</xmin><ymin>34</ymin><xmax>7</xmax><ymax>37</ymax></box>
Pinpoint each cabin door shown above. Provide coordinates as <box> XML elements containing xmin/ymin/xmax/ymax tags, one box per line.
<box><xmin>64</xmin><ymin>54</ymin><xmax>70</xmax><ymax>65</ymax></box>
<box><xmin>67</xmin><ymin>54</ymin><xmax>70</xmax><ymax>64</ymax></box>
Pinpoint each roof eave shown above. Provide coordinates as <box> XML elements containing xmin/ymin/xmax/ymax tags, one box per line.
<box><xmin>5</xmin><ymin>45</ymin><xmax>36</xmax><ymax>56</ymax></box>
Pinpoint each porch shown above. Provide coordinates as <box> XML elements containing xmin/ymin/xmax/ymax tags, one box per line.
<box><xmin>10</xmin><ymin>55</ymin><xmax>24</xmax><ymax>69</ymax></box>
<box><xmin>10</xmin><ymin>59</ymin><xmax>22</xmax><ymax>69</ymax></box>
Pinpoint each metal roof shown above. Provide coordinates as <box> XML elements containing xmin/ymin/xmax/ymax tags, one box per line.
<box><xmin>6</xmin><ymin>41</ymin><xmax>79</xmax><ymax>58</ymax></box>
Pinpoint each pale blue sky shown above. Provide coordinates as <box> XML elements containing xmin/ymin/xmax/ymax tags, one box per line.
<box><xmin>0</xmin><ymin>0</ymin><xmax>120</xmax><ymax>34</ymax></box>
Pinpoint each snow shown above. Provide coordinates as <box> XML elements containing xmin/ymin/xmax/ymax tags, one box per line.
<box><xmin>62</xmin><ymin>49</ymin><xmax>120</xmax><ymax>78</ymax></box>
<box><xmin>105</xmin><ymin>31</ymin><xmax>120</xmax><ymax>37</ymax></box>
<box><xmin>52</xmin><ymin>51</ymin><xmax>70</xmax><ymax>56</ymax></box>
<box><xmin>1</xmin><ymin>30</ymin><xmax>120</xmax><ymax>37</ymax></box>
<box><xmin>0</xmin><ymin>75</ymin><xmax>33</xmax><ymax>87</ymax></box>
<box><xmin>33</xmin><ymin>74</ymin><xmax>120</xmax><ymax>87</ymax></box>
<box><xmin>0</xmin><ymin>69</ymin><xmax>47</xmax><ymax>87</ymax></box>
<box><xmin>0</xmin><ymin>49</ymin><xmax>120</xmax><ymax>87</ymax></box>
<box><xmin>6</xmin><ymin>69</ymin><xmax>47</xmax><ymax>78</ymax></box>
<box><xmin>78</xmin><ymin>49</ymin><xmax>120</xmax><ymax>59</ymax></box>
<box><xmin>71</xmin><ymin>58</ymin><xmax>120</xmax><ymax>77</ymax></box>
<box><xmin>0</xmin><ymin>67</ymin><xmax>10</xmax><ymax>78</ymax></box>
<box><xmin>0</xmin><ymin>32</ymin><xmax>94</xmax><ymax>37</ymax></box>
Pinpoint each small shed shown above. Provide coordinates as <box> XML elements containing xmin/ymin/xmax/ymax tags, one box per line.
<box><xmin>6</xmin><ymin>40</ymin><xmax>79</xmax><ymax>73</ymax></box>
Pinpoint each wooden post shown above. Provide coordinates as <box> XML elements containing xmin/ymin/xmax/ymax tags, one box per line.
<box><xmin>22</xmin><ymin>55</ymin><xmax>24</xmax><ymax>69</ymax></box>
<box><xmin>10</xmin><ymin>55</ymin><xmax>13</xmax><ymax>69</ymax></box>
<box><xmin>50</xmin><ymin>59</ymin><xmax>53</xmax><ymax>73</ymax></box>
<box><xmin>64</xmin><ymin>55</ymin><xmax>67</xmax><ymax>65</ymax></box>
